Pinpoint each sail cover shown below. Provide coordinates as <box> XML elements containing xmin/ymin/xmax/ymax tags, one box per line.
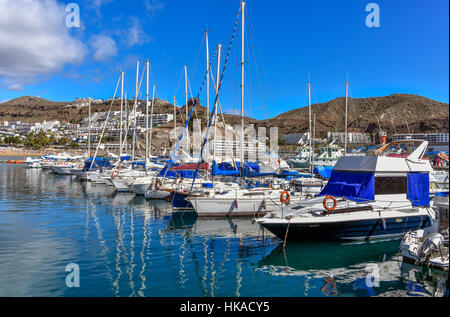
<box><xmin>211</xmin><ymin>161</ymin><xmax>240</xmax><ymax>176</ymax></box>
<box><xmin>313</xmin><ymin>166</ymin><xmax>333</xmax><ymax>179</ymax></box>
<box><xmin>84</xmin><ymin>157</ymin><xmax>112</xmax><ymax>169</ymax></box>
<box><xmin>407</xmin><ymin>173</ymin><xmax>430</xmax><ymax>207</ymax></box>
<box><xmin>318</xmin><ymin>171</ymin><xmax>375</xmax><ymax>202</ymax></box>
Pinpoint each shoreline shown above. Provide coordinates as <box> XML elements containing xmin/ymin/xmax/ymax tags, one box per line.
<box><xmin>0</xmin><ymin>147</ymin><xmax>84</xmax><ymax>158</ymax></box>
<box><xmin>0</xmin><ymin>150</ymin><xmax>43</xmax><ymax>157</ymax></box>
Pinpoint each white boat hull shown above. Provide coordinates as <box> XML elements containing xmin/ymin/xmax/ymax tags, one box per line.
<box><xmin>111</xmin><ymin>178</ymin><xmax>132</xmax><ymax>192</ymax></box>
<box><xmin>51</xmin><ymin>166</ymin><xmax>74</xmax><ymax>175</ymax></box>
<box><xmin>145</xmin><ymin>189</ymin><xmax>171</xmax><ymax>199</ymax></box>
<box><xmin>132</xmin><ymin>183</ymin><xmax>151</xmax><ymax>195</ymax></box>
<box><xmin>190</xmin><ymin>196</ymin><xmax>290</xmax><ymax>217</ymax></box>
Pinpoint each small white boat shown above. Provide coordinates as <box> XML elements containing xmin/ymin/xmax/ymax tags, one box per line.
<box><xmin>130</xmin><ymin>173</ymin><xmax>157</xmax><ymax>195</ymax></box>
<box><xmin>51</xmin><ymin>162</ymin><xmax>78</xmax><ymax>175</ymax></box>
<box><xmin>189</xmin><ymin>187</ymin><xmax>303</xmax><ymax>217</ymax></box>
<box><xmin>401</xmin><ymin>230</ymin><xmax>448</xmax><ymax>271</ymax></box>
<box><xmin>24</xmin><ymin>157</ymin><xmax>42</xmax><ymax>168</ymax></box>
<box><xmin>109</xmin><ymin>169</ymin><xmax>146</xmax><ymax>192</ymax></box>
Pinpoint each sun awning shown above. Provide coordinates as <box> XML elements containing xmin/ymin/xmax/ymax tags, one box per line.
<box><xmin>313</xmin><ymin>166</ymin><xmax>333</xmax><ymax>179</ymax></box>
<box><xmin>407</xmin><ymin>173</ymin><xmax>430</xmax><ymax>207</ymax></box>
<box><xmin>318</xmin><ymin>171</ymin><xmax>375</xmax><ymax>202</ymax></box>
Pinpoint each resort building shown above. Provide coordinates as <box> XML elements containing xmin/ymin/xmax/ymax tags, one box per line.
<box><xmin>392</xmin><ymin>133</ymin><xmax>449</xmax><ymax>144</ymax></box>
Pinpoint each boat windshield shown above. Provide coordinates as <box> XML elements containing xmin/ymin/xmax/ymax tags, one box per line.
<box><xmin>379</xmin><ymin>140</ymin><xmax>423</xmax><ymax>158</ymax></box>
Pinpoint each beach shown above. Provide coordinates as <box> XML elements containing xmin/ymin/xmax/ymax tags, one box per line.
<box><xmin>0</xmin><ymin>146</ymin><xmax>84</xmax><ymax>158</ymax></box>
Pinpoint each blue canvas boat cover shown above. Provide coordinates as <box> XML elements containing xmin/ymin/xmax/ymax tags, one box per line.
<box><xmin>252</xmin><ymin>172</ymin><xmax>277</xmax><ymax>177</ymax></box>
<box><xmin>84</xmin><ymin>157</ymin><xmax>113</xmax><ymax>169</ymax></box>
<box><xmin>318</xmin><ymin>171</ymin><xmax>375</xmax><ymax>202</ymax></box>
<box><xmin>158</xmin><ymin>166</ymin><xmax>196</xmax><ymax>179</ymax></box>
<box><xmin>120</xmin><ymin>155</ymin><xmax>131</xmax><ymax>162</ymax></box>
<box><xmin>132</xmin><ymin>161</ymin><xmax>145</xmax><ymax>169</ymax></box>
<box><xmin>280</xmin><ymin>170</ymin><xmax>300</xmax><ymax>177</ymax></box>
<box><xmin>235</xmin><ymin>162</ymin><xmax>260</xmax><ymax>172</ymax></box>
<box><xmin>180</xmin><ymin>170</ymin><xmax>195</xmax><ymax>179</ymax></box>
<box><xmin>313</xmin><ymin>166</ymin><xmax>333</xmax><ymax>179</ymax></box>
<box><xmin>407</xmin><ymin>173</ymin><xmax>430</xmax><ymax>207</ymax></box>
<box><xmin>211</xmin><ymin>161</ymin><xmax>240</xmax><ymax>176</ymax></box>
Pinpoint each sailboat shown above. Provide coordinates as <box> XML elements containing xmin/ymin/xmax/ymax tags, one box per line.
<box><xmin>130</xmin><ymin>60</ymin><xmax>161</xmax><ymax>195</ymax></box>
<box><xmin>173</xmin><ymin>2</ymin><xmax>325</xmax><ymax>217</ymax></box>
<box><xmin>287</xmin><ymin>146</ymin><xmax>314</xmax><ymax>169</ymax></box>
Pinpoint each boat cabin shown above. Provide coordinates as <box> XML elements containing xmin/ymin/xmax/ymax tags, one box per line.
<box><xmin>318</xmin><ymin>140</ymin><xmax>433</xmax><ymax>207</ymax></box>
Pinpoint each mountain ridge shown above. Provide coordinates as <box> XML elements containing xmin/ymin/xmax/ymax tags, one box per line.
<box><xmin>0</xmin><ymin>94</ymin><xmax>448</xmax><ymax>136</ymax></box>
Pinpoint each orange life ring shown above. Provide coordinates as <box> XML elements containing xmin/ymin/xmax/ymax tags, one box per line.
<box><xmin>280</xmin><ymin>191</ymin><xmax>290</xmax><ymax>204</ymax></box>
<box><xmin>323</xmin><ymin>196</ymin><xmax>337</xmax><ymax>212</ymax></box>
<box><xmin>112</xmin><ymin>170</ymin><xmax>119</xmax><ymax>178</ymax></box>
<box><xmin>155</xmin><ymin>179</ymin><xmax>162</xmax><ymax>190</ymax></box>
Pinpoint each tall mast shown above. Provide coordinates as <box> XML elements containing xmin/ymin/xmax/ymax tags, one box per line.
<box><xmin>88</xmin><ymin>97</ymin><xmax>91</xmax><ymax>158</ymax></box>
<box><xmin>184</xmin><ymin>65</ymin><xmax>189</xmax><ymax>153</ymax></box>
<box><xmin>145</xmin><ymin>60</ymin><xmax>149</xmax><ymax>173</ymax></box>
<box><xmin>149</xmin><ymin>85</ymin><xmax>155</xmax><ymax>157</ymax></box>
<box><xmin>213</xmin><ymin>44</ymin><xmax>222</xmax><ymax>160</ymax></box>
<box><xmin>119</xmin><ymin>71</ymin><xmax>124</xmax><ymax>160</ymax></box>
<box><xmin>240</xmin><ymin>1</ymin><xmax>245</xmax><ymax>166</ymax></box>
<box><xmin>132</xmin><ymin>60</ymin><xmax>139</xmax><ymax>162</ymax></box>
<box><xmin>205</xmin><ymin>30</ymin><xmax>210</xmax><ymax>122</ymax></box>
<box><xmin>344</xmin><ymin>78</ymin><xmax>348</xmax><ymax>156</ymax></box>
<box><xmin>308</xmin><ymin>76</ymin><xmax>312</xmax><ymax>173</ymax></box>
<box><xmin>124</xmin><ymin>94</ymin><xmax>128</xmax><ymax>154</ymax></box>
<box><xmin>173</xmin><ymin>96</ymin><xmax>176</xmax><ymax>134</ymax></box>
<box><xmin>313</xmin><ymin>113</ymin><xmax>316</xmax><ymax>161</ymax></box>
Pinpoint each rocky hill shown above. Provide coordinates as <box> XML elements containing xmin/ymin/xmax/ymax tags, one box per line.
<box><xmin>0</xmin><ymin>95</ymin><xmax>257</xmax><ymax>127</ymax></box>
<box><xmin>256</xmin><ymin>94</ymin><xmax>449</xmax><ymax>137</ymax></box>
<box><xmin>0</xmin><ymin>94</ymin><xmax>448</xmax><ymax>137</ymax></box>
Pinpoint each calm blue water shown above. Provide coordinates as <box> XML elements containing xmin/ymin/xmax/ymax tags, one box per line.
<box><xmin>0</xmin><ymin>160</ymin><xmax>448</xmax><ymax>297</ymax></box>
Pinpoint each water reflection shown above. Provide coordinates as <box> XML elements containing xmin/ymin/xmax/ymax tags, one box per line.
<box><xmin>0</xmin><ymin>162</ymin><xmax>448</xmax><ymax>297</ymax></box>
<box><xmin>257</xmin><ymin>239</ymin><xmax>448</xmax><ymax>297</ymax></box>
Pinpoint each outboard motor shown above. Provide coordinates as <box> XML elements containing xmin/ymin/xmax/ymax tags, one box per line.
<box><xmin>417</xmin><ymin>232</ymin><xmax>445</xmax><ymax>263</ymax></box>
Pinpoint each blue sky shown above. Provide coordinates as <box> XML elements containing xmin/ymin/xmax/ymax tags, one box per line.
<box><xmin>0</xmin><ymin>0</ymin><xmax>448</xmax><ymax>120</ymax></box>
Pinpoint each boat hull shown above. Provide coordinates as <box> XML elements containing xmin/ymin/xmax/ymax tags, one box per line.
<box><xmin>51</xmin><ymin>166</ymin><xmax>74</xmax><ymax>175</ymax></box>
<box><xmin>145</xmin><ymin>189</ymin><xmax>171</xmax><ymax>200</ymax></box>
<box><xmin>190</xmin><ymin>197</ymin><xmax>278</xmax><ymax>217</ymax></box>
<box><xmin>171</xmin><ymin>192</ymin><xmax>194</xmax><ymax>210</ymax></box>
<box><xmin>260</xmin><ymin>215</ymin><xmax>433</xmax><ymax>241</ymax></box>
<box><xmin>131</xmin><ymin>183</ymin><xmax>151</xmax><ymax>195</ymax></box>
<box><xmin>111</xmin><ymin>179</ymin><xmax>132</xmax><ymax>193</ymax></box>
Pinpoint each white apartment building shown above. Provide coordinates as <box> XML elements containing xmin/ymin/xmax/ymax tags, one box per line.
<box><xmin>135</xmin><ymin>113</ymin><xmax>174</xmax><ymax>128</ymax></box>
<box><xmin>328</xmin><ymin>132</ymin><xmax>371</xmax><ymax>144</ymax></box>
<box><xmin>392</xmin><ymin>133</ymin><xmax>449</xmax><ymax>144</ymax></box>
<box><xmin>80</xmin><ymin>111</ymin><xmax>173</xmax><ymax>131</ymax></box>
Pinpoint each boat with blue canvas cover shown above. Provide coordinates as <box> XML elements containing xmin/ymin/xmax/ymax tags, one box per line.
<box><xmin>256</xmin><ymin>140</ymin><xmax>438</xmax><ymax>241</ymax></box>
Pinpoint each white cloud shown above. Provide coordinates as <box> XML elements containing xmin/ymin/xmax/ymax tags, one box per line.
<box><xmin>90</xmin><ymin>35</ymin><xmax>118</xmax><ymax>61</ymax></box>
<box><xmin>84</xmin><ymin>0</ymin><xmax>112</xmax><ymax>17</ymax></box>
<box><xmin>89</xmin><ymin>0</ymin><xmax>112</xmax><ymax>8</ymax></box>
<box><xmin>144</xmin><ymin>0</ymin><xmax>165</xmax><ymax>17</ymax></box>
<box><xmin>118</xmin><ymin>17</ymin><xmax>151</xmax><ymax>48</ymax></box>
<box><xmin>0</xmin><ymin>0</ymin><xmax>86</xmax><ymax>90</ymax></box>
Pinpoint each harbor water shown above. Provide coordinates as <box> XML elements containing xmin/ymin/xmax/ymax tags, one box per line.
<box><xmin>0</xmin><ymin>159</ymin><xmax>448</xmax><ymax>297</ymax></box>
